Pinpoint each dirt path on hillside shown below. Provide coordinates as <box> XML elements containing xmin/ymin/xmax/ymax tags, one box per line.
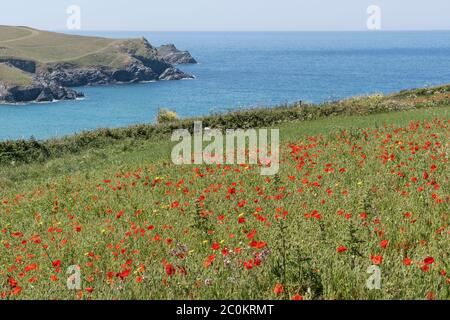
<box><xmin>0</xmin><ymin>27</ymin><xmax>40</xmax><ymax>44</ymax></box>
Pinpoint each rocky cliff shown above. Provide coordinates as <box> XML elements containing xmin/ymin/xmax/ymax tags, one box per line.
<box><xmin>0</xmin><ymin>32</ymin><xmax>196</xmax><ymax>104</ymax></box>
<box><xmin>156</xmin><ymin>44</ymin><xmax>197</xmax><ymax>64</ymax></box>
<box><xmin>0</xmin><ymin>81</ymin><xmax>83</xmax><ymax>103</ymax></box>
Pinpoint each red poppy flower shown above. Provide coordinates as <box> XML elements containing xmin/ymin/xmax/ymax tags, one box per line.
<box><xmin>165</xmin><ymin>264</ymin><xmax>176</xmax><ymax>276</ymax></box>
<box><xmin>106</xmin><ymin>272</ymin><xmax>115</xmax><ymax>281</ymax></box>
<box><xmin>273</xmin><ymin>283</ymin><xmax>284</xmax><ymax>295</ymax></box>
<box><xmin>8</xmin><ymin>277</ymin><xmax>18</xmax><ymax>288</ymax></box>
<box><xmin>336</xmin><ymin>246</ymin><xmax>348</xmax><ymax>253</ymax></box>
<box><xmin>24</xmin><ymin>263</ymin><xmax>38</xmax><ymax>272</ymax></box>
<box><xmin>247</xmin><ymin>229</ymin><xmax>257</xmax><ymax>239</ymax></box>
<box><xmin>116</xmin><ymin>210</ymin><xmax>124</xmax><ymax>219</ymax></box>
<box><xmin>30</xmin><ymin>234</ymin><xmax>41</xmax><ymax>244</ymax></box>
<box><xmin>243</xmin><ymin>260</ymin><xmax>253</xmax><ymax>270</ymax></box>
<box><xmin>237</xmin><ymin>200</ymin><xmax>247</xmax><ymax>207</ymax></box>
<box><xmin>11</xmin><ymin>286</ymin><xmax>22</xmax><ymax>296</ymax></box>
<box><xmin>52</xmin><ymin>260</ymin><xmax>61</xmax><ymax>268</ymax></box>
<box><xmin>371</xmin><ymin>255</ymin><xmax>383</xmax><ymax>265</ymax></box>
<box><xmin>28</xmin><ymin>277</ymin><xmax>37</xmax><ymax>283</ymax></box>
<box><xmin>424</xmin><ymin>257</ymin><xmax>434</xmax><ymax>265</ymax></box>
<box><xmin>118</xmin><ymin>269</ymin><xmax>131</xmax><ymax>279</ymax></box>
<box><xmin>203</xmin><ymin>255</ymin><xmax>216</xmax><ymax>268</ymax></box>
<box><xmin>380</xmin><ymin>240</ymin><xmax>389</xmax><ymax>249</ymax></box>
<box><xmin>250</xmin><ymin>241</ymin><xmax>267</xmax><ymax>249</ymax></box>
<box><xmin>403</xmin><ymin>257</ymin><xmax>412</xmax><ymax>266</ymax></box>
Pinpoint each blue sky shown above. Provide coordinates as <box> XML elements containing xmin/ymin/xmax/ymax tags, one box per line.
<box><xmin>1</xmin><ymin>0</ymin><xmax>449</xmax><ymax>31</ymax></box>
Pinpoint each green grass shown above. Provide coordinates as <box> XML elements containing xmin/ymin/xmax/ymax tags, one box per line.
<box><xmin>1</xmin><ymin>104</ymin><xmax>449</xmax><ymax>195</ymax></box>
<box><xmin>0</xmin><ymin>26</ymin><xmax>33</xmax><ymax>42</ymax></box>
<box><xmin>0</xmin><ymin>87</ymin><xmax>449</xmax><ymax>300</ymax></box>
<box><xmin>0</xmin><ymin>26</ymin><xmax>115</xmax><ymax>63</ymax></box>
<box><xmin>0</xmin><ymin>63</ymin><xmax>33</xmax><ymax>86</ymax></box>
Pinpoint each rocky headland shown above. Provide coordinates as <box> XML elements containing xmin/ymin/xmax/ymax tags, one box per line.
<box><xmin>0</xmin><ymin>27</ymin><xmax>197</xmax><ymax>104</ymax></box>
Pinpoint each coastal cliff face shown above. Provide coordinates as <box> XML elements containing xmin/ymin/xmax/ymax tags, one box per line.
<box><xmin>0</xmin><ymin>32</ymin><xmax>197</xmax><ymax>104</ymax></box>
<box><xmin>36</xmin><ymin>39</ymin><xmax>197</xmax><ymax>87</ymax></box>
<box><xmin>157</xmin><ymin>44</ymin><xmax>198</xmax><ymax>64</ymax></box>
<box><xmin>0</xmin><ymin>81</ymin><xmax>82</xmax><ymax>103</ymax></box>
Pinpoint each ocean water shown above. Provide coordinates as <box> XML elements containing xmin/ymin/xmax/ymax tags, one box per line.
<box><xmin>1</xmin><ymin>31</ymin><xmax>450</xmax><ymax>140</ymax></box>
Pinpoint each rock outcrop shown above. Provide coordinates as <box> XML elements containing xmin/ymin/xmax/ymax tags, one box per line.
<box><xmin>0</xmin><ymin>58</ymin><xmax>37</xmax><ymax>73</ymax></box>
<box><xmin>156</xmin><ymin>44</ymin><xmax>197</xmax><ymax>64</ymax></box>
<box><xmin>37</xmin><ymin>61</ymin><xmax>193</xmax><ymax>87</ymax></box>
<box><xmin>0</xmin><ymin>82</ymin><xmax>83</xmax><ymax>103</ymax></box>
<box><xmin>0</xmin><ymin>37</ymin><xmax>195</xmax><ymax>104</ymax></box>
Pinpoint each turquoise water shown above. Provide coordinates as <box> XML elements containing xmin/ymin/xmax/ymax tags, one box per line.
<box><xmin>1</xmin><ymin>31</ymin><xmax>450</xmax><ymax>140</ymax></box>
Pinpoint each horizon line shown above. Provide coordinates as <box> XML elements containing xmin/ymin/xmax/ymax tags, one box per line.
<box><xmin>57</xmin><ymin>29</ymin><xmax>450</xmax><ymax>33</ymax></box>
<box><xmin>6</xmin><ymin>25</ymin><xmax>450</xmax><ymax>33</ymax></box>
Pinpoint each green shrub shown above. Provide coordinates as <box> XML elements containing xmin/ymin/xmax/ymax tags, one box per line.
<box><xmin>157</xmin><ymin>108</ymin><xmax>179</xmax><ymax>124</ymax></box>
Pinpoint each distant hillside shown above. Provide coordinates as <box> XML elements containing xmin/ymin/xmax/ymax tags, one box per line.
<box><xmin>0</xmin><ymin>26</ymin><xmax>196</xmax><ymax>103</ymax></box>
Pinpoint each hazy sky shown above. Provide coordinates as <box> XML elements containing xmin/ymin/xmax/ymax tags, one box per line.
<box><xmin>1</xmin><ymin>0</ymin><xmax>450</xmax><ymax>31</ymax></box>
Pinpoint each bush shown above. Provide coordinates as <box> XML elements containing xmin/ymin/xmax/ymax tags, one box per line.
<box><xmin>157</xmin><ymin>108</ymin><xmax>179</xmax><ymax>124</ymax></box>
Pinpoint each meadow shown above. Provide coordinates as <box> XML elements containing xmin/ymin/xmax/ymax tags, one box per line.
<box><xmin>0</xmin><ymin>86</ymin><xmax>449</xmax><ymax>300</ymax></box>
<box><xmin>0</xmin><ymin>26</ymin><xmax>114</xmax><ymax>63</ymax></box>
<box><xmin>0</xmin><ymin>63</ymin><xmax>32</xmax><ymax>86</ymax></box>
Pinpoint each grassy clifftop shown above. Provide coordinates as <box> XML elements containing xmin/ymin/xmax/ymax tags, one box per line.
<box><xmin>0</xmin><ymin>26</ymin><xmax>115</xmax><ymax>62</ymax></box>
<box><xmin>0</xmin><ymin>26</ymin><xmax>195</xmax><ymax>103</ymax></box>
<box><xmin>0</xmin><ymin>26</ymin><xmax>156</xmax><ymax>85</ymax></box>
<box><xmin>0</xmin><ymin>26</ymin><xmax>109</xmax><ymax>84</ymax></box>
<box><xmin>0</xmin><ymin>63</ymin><xmax>33</xmax><ymax>86</ymax></box>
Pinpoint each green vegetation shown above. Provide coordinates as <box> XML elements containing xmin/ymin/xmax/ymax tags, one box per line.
<box><xmin>0</xmin><ymin>85</ymin><xmax>449</xmax><ymax>300</ymax></box>
<box><xmin>0</xmin><ymin>63</ymin><xmax>33</xmax><ymax>86</ymax></box>
<box><xmin>1</xmin><ymin>102</ymin><xmax>449</xmax><ymax>195</ymax></box>
<box><xmin>157</xmin><ymin>108</ymin><xmax>180</xmax><ymax>124</ymax></box>
<box><xmin>0</xmin><ymin>25</ymin><xmax>34</xmax><ymax>42</ymax></box>
<box><xmin>0</xmin><ymin>26</ymin><xmax>114</xmax><ymax>63</ymax></box>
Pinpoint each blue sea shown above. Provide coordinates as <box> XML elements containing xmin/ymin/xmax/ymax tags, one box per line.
<box><xmin>1</xmin><ymin>31</ymin><xmax>450</xmax><ymax>140</ymax></box>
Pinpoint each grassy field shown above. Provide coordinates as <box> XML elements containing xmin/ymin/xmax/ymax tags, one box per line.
<box><xmin>0</xmin><ymin>89</ymin><xmax>449</xmax><ymax>300</ymax></box>
<box><xmin>0</xmin><ymin>63</ymin><xmax>33</xmax><ymax>86</ymax></box>
<box><xmin>0</xmin><ymin>26</ymin><xmax>115</xmax><ymax>62</ymax></box>
<box><xmin>0</xmin><ymin>26</ymin><xmax>34</xmax><ymax>42</ymax></box>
